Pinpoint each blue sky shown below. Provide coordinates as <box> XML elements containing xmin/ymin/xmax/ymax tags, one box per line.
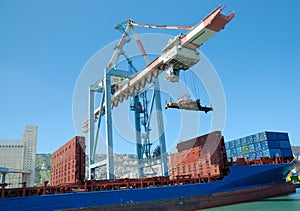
<box><xmin>1</xmin><ymin>1</ymin><xmax>300</xmax><ymax>153</ymax></box>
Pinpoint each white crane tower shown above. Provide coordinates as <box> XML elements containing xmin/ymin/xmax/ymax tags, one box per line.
<box><xmin>82</xmin><ymin>6</ymin><xmax>234</xmax><ymax>179</ymax></box>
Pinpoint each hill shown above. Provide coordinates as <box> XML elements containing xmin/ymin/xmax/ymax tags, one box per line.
<box><xmin>35</xmin><ymin>154</ymin><xmax>51</xmax><ymax>185</ymax></box>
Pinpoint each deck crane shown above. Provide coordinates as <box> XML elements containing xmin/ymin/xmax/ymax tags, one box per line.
<box><xmin>83</xmin><ymin>6</ymin><xmax>234</xmax><ymax>180</ymax></box>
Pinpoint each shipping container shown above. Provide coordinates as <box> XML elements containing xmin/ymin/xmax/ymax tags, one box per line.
<box><xmin>255</xmin><ymin>133</ymin><xmax>260</xmax><ymax>142</ymax></box>
<box><xmin>261</xmin><ymin>141</ymin><xmax>269</xmax><ymax>150</ymax></box>
<box><xmin>259</xmin><ymin>132</ymin><xmax>267</xmax><ymax>141</ymax></box>
<box><xmin>241</xmin><ymin>138</ymin><xmax>247</xmax><ymax>145</ymax></box>
<box><xmin>256</xmin><ymin>151</ymin><xmax>263</xmax><ymax>159</ymax></box>
<box><xmin>226</xmin><ymin>131</ymin><xmax>293</xmax><ymax>162</ymax></box>
<box><xmin>234</xmin><ymin>139</ymin><xmax>242</xmax><ymax>147</ymax></box>
<box><xmin>51</xmin><ymin>136</ymin><xmax>85</xmax><ymax>186</ymax></box>
<box><xmin>252</xmin><ymin>135</ymin><xmax>258</xmax><ymax>143</ymax></box>
<box><xmin>281</xmin><ymin>149</ymin><xmax>293</xmax><ymax>157</ymax></box>
<box><xmin>262</xmin><ymin>149</ymin><xmax>270</xmax><ymax>157</ymax></box>
<box><xmin>170</xmin><ymin>131</ymin><xmax>228</xmax><ymax>179</ymax></box>
<box><xmin>269</xmin><ymin>149</ymin><xmax>282</xmax><ymax>157</ymax></box>
<box><xmin>277</xmin><ymin>132</ymin><xmax>289</xmax><ymax>140</ymax></box>
<box><xmin>254</xmin><ymin>142</ymin><xmax>262</xmax><ymax>151</ymax></box>
<box><xmin>228</xmin><ymin>141</ymin><xmax>235</xmax><ymax>149</ymax></box>
<box><xmin>242</xmin><ymin>145</ymin><xmax>249</xmax><ymax>154</ymax></box>
<box><xmin>226</xmin><ymin>149</ymin><xmax>231</xmax><ymax>156</ymax></box>
<box><xmin>231</xmin><ymin>148</ymin><xmax>237</xmax><ymax>156</ymax></box>
<box><xmin>244</xmin><ymin>153</ymin><xmax>250</xmax><ymax>159</ymax></box>
<box><xmin>236</xmin><ymin>147</ymin><xmax>242</xmax><ymax>155</ymax></box>
<box><xmin>279</xmin><ymin>141</ymin><xmax>291</xmax><ymax>149</ymax></box>
<box><xmin>246</xmin><ymin>136</ymin><xmax>253</xmax><ymax>144</ymax></box>
<box><xmin>267</xmin><ymin>140</ymin><xmax>279</xmax><ymax>149</ymax></box>
<box><xmin>266</xmin><ymin>132</ymin><xmax>278</xmax><ymax>140</ymax></box>
<box><xmin>248</xmin><ymin>144</ymin><xmax>255</xmax><ymax>153</ymax></box>
<box><xmin>249</xmin><ymin>152</ymin><xmax>256</xmax><ymax>160</ymax></box>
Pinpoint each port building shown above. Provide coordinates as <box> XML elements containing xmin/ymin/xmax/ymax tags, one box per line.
<box><xmin>0</xmin><ymin>125</ymin><xmax>37</xmax><ymax>188</ymax></box>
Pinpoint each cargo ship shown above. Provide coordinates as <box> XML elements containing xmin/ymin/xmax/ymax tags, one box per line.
<box><xmin>0</xmin><ymin>131</ymin><xmax>296</xmax><ymax>210</ymax></box>
<box><xmin>0</xmin><ymin>7</ymin><xmax>297</xmax><ymax>210</ymax></box>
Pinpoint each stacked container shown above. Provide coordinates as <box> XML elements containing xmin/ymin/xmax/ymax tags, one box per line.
<box><xmin>51</xmin><ymin>136</ymin><xmax>85</xmax><ymax>185</ymax></box>
<box><xmin>225</xmin><ymin>131</ymin><xmax>293</xmax><ymax>162</ymax></box>
<box><xmin>170</xmin><ymin>131</ymin><xmax>229</xmax><ymax>179</ymax></box>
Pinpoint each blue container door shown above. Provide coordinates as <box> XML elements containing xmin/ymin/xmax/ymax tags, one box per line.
<box><xmin>262</xmin><ymin>149</ymin><xmax>270</xmax><ymax>157</ymax></box>
<box><xmin>281</xmin><ymin>149</ymin><xmax>293</xmax><ymax>157</ymax></box>
<box><xmin>252</xmin><ymin>135</ymin><xmax>258</xmax><ymax>143</ymax></box>
<box><xmin>254</xmin><ymin>142</ymin><xmax>262</xmax><ymax>151</ymax></box>
<box><xmin>266</xmin><ymin>132</ymin><xmax>278</xmax><ymax>140</ymax></box>
<box><xmin>236</xmin><ymin>147</ymin><xmax>242</xmax><ymax>155</ymax></box>
<box><xmin>277</xmin><ymin>132</ymin><xmax>289</xmax><ymax>140</ymax></box>
<box><xmin>279</xmin><ymin>141</ymin><xmax>291</xmax><ymax>149</ymax></box>
<box><xmin>246</xmin><ymin>136</ymin><xmax>253</xmax><ymax>144</ymax></box>
<box><xmin>261</xmin><ymin>141</ymin><xmax>269</xmax><ymax>150</ymax></box>
<box><xmin>225</xmin><ymin>142</ymin><xmax>230</xmax><ymax>149</ymax></box>
<box><xmin>267</xmin><ymin>140</ymin><xmax>280</xmax><ymax>149</ymax></box>
<box><xmin>256</xmin><ymin>151</ymin><xmax>263</xmax><ymax>159</ymax></box>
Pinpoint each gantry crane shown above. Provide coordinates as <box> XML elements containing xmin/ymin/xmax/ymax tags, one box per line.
<box><xmin>83</xmin><ymin>6</ymin><xmax>234</xmax><ymax>179</ymax></box>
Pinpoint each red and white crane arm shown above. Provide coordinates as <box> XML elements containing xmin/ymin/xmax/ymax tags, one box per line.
<box><xmin>111</xmin><ymin>6</ymin><xmax>234</xmax><ymax>108</ymax></box>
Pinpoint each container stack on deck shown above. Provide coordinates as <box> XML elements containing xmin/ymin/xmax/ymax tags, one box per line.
<box><xmin>169</xmin><ymin>131</ymin><xmax>229</xmax><ymax>180</ymax></box>
<box><xmin>225</xmin><ymin>131</ymin><xmax>293</xmax><ymax>162</ymax></box>
<box><xmin>50</xmin><ymin>136</ymin><xmax>85</xmax><ymax>186</ymax></box>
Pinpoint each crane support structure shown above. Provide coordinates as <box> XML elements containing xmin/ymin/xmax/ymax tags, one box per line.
<box><xmin>84</xmin><ymin>6</ymin><xmax>234</xmax><ymax>180</ymax></box>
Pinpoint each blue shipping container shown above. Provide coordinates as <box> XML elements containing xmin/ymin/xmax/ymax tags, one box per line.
<box><xmin>228</xmin><ymin>141</ymin><xmax>235</xmax><ymax>149</ymax></box>
<box><xmin>246</xmin><ymin>136</ymin><xmax>253</xmax><ymax>144</ymax></box>
<box><xmin>262</xmin><ymin>149</ymin><xmax>270</xmax><ymax>157</ymax></box>
<box><xmin>259</xmin><ymin>132</ymin><xmax>267</xmax><ymax>141</ymax></box>
<box><xmin>254</xmin><ymin>142</ymin><xmax>262</xmax><ymax>151</ymax></box>
<box><xmin>266</xmin><ymin>132</ymin><xmax>278</xmax><ymax>140</ymax></box>
<box><xmin>226</xmin><ymin>149</ymin><xmax>231</xmax><ymax>156</ymax></box>
<box><xmin>279</xmin><ymin>141</ymin><xmax>291</xmax><ymax>149</ymax></box>
<box><xmin>281</xmin><ymin>149</ymin><xmax>293</xmax><ymax>157</ymax></box>
<box><xmin>249</xmin><ymin>152</ymin><xmax>256</xmax><ymax>160</ymax></box>
<box><xmin>244</xmin><ymin>153</ymin><xmax>250</xmax><ymax>159</ymax></box>
<box><xmin>267</xmin><ymin>140</ymin><xmax>280</xmax><ymax>149</ymax></box>
<box><xmin>235</xmin><ymin>139</ymin><xmax>242</xmax><ymax>147</ymax></box>
<box><xmin>261</xmin><ymin>141</ymin><xmax>269</xmax><ymax>150</ymax></box>
<box><xmin>255</xmin><ymin>133</ymin><xmax>260</xmax><ymax>141</ymax></box>
<box><xmin>236</xmin><ymin>147</ymin><xmax>242</xmax><ymax>155</ymax></box>
<box><xmin>241</xmin><ymin>138</ymin><xmax>247</xmax><ymax>146</ymax></box>
<box><xmin>269</xmin><ymin>149</ymin><xmax>282</xmax><ymax>157</ymax></box>
<box><xmin>277</xmin><ymin>132</ymin><xmax>289</xmax><ymax>140</ymax></box>
<box><xmin>231</xmin><ymin>148</ymin><xmax>237</xmax><ymax>156</ymax></box>
<box><xmin>256</xmin><ymin>151</ymin><xmax>263</xmax><ymax>159</ymax></box>
<box><xmin>252</xmin><ymin>135</ymin><xmax>258</xmax><ymax>142</ymax></box>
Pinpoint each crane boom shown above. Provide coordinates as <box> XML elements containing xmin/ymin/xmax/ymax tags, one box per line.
<box><xmin>111</xmin><ymin>6</ymin><xmax>234</xmax><ymax>108</ymax></box>
<box><xmin>129</xmin><ymin>20</ymin><xmax>193</xmax><ymax>30</ymax></box>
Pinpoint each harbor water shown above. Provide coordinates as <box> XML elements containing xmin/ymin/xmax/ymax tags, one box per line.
<box><xmin>203</xmin><ymin>188</ymin><xmax>300</xmax><ymax>211</ymax></box>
